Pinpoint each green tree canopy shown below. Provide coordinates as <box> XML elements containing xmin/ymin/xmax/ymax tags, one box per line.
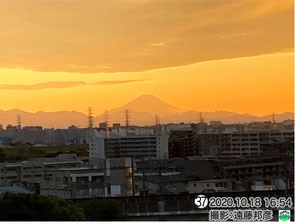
<box><xmin>79</xmin><ymin>199</ymin><xmax>127</xmax><ymax>221</ymax></box>
<box><xmin>0</xmin><ymin>148</ymin><xmax>6</xmax><ymax>161</ymax></box>
<box><xmin>0</xmin><ymin>193</ymin><xmax>85</xmax><ymax>221</ymax></box>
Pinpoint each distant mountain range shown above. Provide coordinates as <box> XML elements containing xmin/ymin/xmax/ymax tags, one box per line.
<box><xmin>0</xmin><ymin>95</ymin><xmax>293</xmax><ymax>128</ymax></box>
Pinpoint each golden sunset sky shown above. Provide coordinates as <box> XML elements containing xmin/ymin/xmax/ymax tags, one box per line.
<box><xmin>0</xmin><ymin>0</ymin><xmax>293</xmax><ymax>116</ymax></box>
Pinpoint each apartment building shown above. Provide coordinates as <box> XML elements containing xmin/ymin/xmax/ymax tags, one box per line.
<box><xmin>225</xmin><ymin>130</ymin><xmax>293</xmax><ymax>156</ymax></box>
<box><xmin>216</xmin><ymin>154</ymin><xmax>292</xmax><ymax>183</ymax></box>
<box><xmin>89</xmin><ymin>134</ymin><xmax>169</xmax><ymax>160</ymax></box>
<box><xmin>0</xmin><ymin>154</ymin><xmax>132</xmax><ymax>199</ymax></box>
<box><xmin>40</xmin><ymin>158</ymin><xmax>133</xmax><ymax>199</ymax></box>
<box><xmin>168</xmin><ymin>129</ymin><xmax>199</xmax><ymax>158</ymax></box>
<box><xmin>0</xmin><ymin>154</ymin><xmax>84</xmax><ymax>187</ymax></box>
<box><xmin>197</xmin><ymin>130</ymin><xmax>294</xmax><ymax>156</ymax></box>
<box><xmin>1</xmin><ymin>125</ymin><xmax>89</xmax><ymax>146</ymax></box>
<box><xmin>187</xmin><ymin>179</ymin><xmax>233</xmax><ymax>193</ymax></box>
<box><xmin>40</xmin><ymin>168</ymin><xmax>106</xmax><ymax>199</ymax></box>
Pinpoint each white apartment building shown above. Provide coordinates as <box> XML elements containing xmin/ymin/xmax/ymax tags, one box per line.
<box><xmin>89</xmin><ymin>137</ymin><xmax>105</xmax><ymax>159</ymax></box>
<box><xmin>89</xmin><ymin>134</ymin><xmax>169</xmax><ymax>159</ymax></box>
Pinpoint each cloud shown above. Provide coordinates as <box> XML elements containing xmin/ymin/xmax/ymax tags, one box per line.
<box><xmin>0</xmin><ymin>81</ymin><xmax>85</xmax><ymax>90</ymax></box>
<box><xmin>93</xmin><ymin>80</ymin><xmax>143</xmax><ymax>85</ymax></box>
<box><xmin>0</xmin><ymin>80</ymin><xmax>144</xmax><ymax>90</ymax></box>
<box><xmin>0</xmin><ymin>0</ymin><xmax>292</xmax><ymax>73</ymax></box>
<box><xmin>151</xmin><ymin>42</ymin><xmax>166</xmax><ymax>47</ymax></box>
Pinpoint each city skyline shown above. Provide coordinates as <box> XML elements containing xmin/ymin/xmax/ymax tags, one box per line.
<box><xmin>0</xmin><ymin>94</ymin><xmax>293</xmax><ymax>128</ymax></box>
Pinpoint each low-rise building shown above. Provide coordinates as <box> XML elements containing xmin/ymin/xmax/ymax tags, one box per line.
<box><xmin>0</xmin><ymin>185</ymin><xmax>32</xmax><ymax>197</ymax></box>
<box><xmin>187</xmin><ymin>179</ymin><xmax>233</xmax><ymax>193</ymax></box>
<box><xmin>0</xmin><ymin>154</ymin><xmax>84</xmax><ymax>187</ymax></box>
<box><xmin>40</xmin><ymin>158</ymin><xmax>133</xmax><ymax>199</ymax></box>
<box><xmin>250</xmin><ymin>179</ymin><xmax>286</xmax><ymax>191</ymax></box>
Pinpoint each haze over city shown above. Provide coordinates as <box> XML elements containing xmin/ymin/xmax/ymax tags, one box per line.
<box><xmin>0</xmin><ymin>94</ymin><xmax>293</xmax><ymax>128</ymax></box>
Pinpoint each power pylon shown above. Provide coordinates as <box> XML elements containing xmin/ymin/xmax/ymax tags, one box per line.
<box><xmin>16</xmin><ymin>115</ymin><xmax>21</xmax><ymax>130</ymax></box>
<box><xmin>105</xmin><ymin>110</ymin><xmax>110</xmax><ymax>139</ymax></box>
<box><xmin>125</xmin><ymin>110</ymin><xmax>130</xmax><ymax>136</ymax></box>
<box><xmin>88</xmin><ymin>107</ymin><xmax>93</xmax><ymax>129</ymax></box>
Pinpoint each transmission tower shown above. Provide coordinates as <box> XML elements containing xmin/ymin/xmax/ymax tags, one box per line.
<box><xmin>87</xmin><ymin>107</ymin><xmax>94</xmax><ymax>139</ymax></box>
<box><xmin>155</xmin><ymin>115</ymin><xmax>160</xmax><ymax>133</ymax></box>
<box><xmin>199</xmin><ymin>112</ymin><xmax>204</xmax><ymax>123</ymax></box>
<box><xmin>16</xmin><ymin>115</ymin><xmax>21</xmax><ymax>130</ymax></box>
<box><xmin>272</xmin><ymin>112</ymin><xmax>276</xmax><ymax>124</ymax></box>
<box><xmin>105</xmin><ymin>110</ymin><xmax>110</xmax><ymax>139</ymax></box>
<box><xmin>125</xmin><ymin>110</ymin><xmax>130</xmax><ymax>135</ymax></box>
<box><xmin>88</xmin><ymin>107</ymin><xmax>93</xmax><ymax>129</ymax></box>
<box><xmin>125</xmin><ymin>109</ymin><xmax>130</xmax><ymax>128</ymax></box>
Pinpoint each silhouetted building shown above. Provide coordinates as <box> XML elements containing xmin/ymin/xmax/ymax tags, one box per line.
<box><xmin>168</xmin><ymin>129</ymin><xmax>199</xmax><ymax>158</ymax></box>
<box><xmin>99</xmin><ymin>122</ymin><xmax>107</xmax><ymax>130</ymax></box>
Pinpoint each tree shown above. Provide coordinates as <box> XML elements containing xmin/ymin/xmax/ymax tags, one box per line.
<box><xmin>79</xmin><ymin>199</ymin><xmax>127</xmax><ymax>221</ymax></box>
<box><xmin>0</xmin><ymin>193</ymin><xmax>85</xmax><ymax>221</ymax></box>
<box><xmin>0</xmin><ymin>148</ymin><xmax>6</xmax><ymax>161</ymax></box>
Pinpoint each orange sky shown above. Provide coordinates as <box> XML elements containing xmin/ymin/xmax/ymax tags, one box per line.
<box><xmin>0</xmin><ymin>0</ymin><xmax>293</xmax><ymax>116</ymax></box>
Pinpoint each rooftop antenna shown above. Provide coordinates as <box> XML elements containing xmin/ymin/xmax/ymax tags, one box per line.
<box><xmin>125</xmin><ymin>109</ymin><xmax>130</xmax><ymax>135</ymax></box>
<box><xmin>16</xmin><ymin>115</ymin><xmax>21</xmax><ymax>130</ymax></box>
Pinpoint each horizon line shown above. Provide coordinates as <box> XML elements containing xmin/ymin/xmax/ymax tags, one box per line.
<box><xmin>0</xmin><ymin>108</ymin><xmax>293</xmax><ymax>118</ymax></box>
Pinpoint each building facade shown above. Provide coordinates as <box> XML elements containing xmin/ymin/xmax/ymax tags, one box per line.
<box><xmin>168</xmin><ymin>129</ymin><xmax>199</xmax><ymax>158</ymax></box>
<box><xmin>197</xmin><ymin>130</ymin><xmax>294</xmax><ymax>156</ymax></box>
<box><xmin>89</xmin><ymin>134</ymin><xmax>169</xmax><ymax>159</ymax></box>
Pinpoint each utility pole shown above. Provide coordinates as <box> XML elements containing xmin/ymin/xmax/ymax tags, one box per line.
<box><xmin>142</xmin><ymin>158</ymin><xmax>146</xmax><ymax>197</ymax></box>
<box><xmin>158</xmin><ymin>166</ymin><xmax>163</xmax><ymax>197</ymax></box>
<box><xmin>158</xmin><ymin>165</ymin><xmax>165</xmax><ymax>220</ymax></box>
<box><xmin>284</xmin><ymin>152</ymin><xmax>291</xmax><ymax>196</ymax></box>
<box><xmin>131</xmin><ymin>156</ymin><xmax>135</xmax><ymax>196</ymax></box>
<box><xmin>104</xmin><ymin>159</ymin><xmax>108</xmax><ymax>197</ymax></box>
